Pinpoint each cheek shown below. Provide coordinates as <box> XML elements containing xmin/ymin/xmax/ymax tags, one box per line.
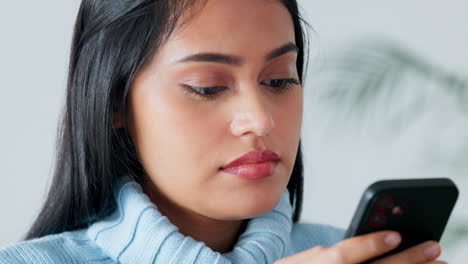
<box><xmin>130</xmin><ymin>85</ymin><xmax>223</xmax><ymax>182</ymax></box>
<box><xmin>274</xmin><ymin>88</ymin><xmax>303</xmax><ymax>166</ymax></box>
<box><xmin>277</xmin><ymin>89</ymin><xmax>303</xmax><ymax>140</ymax></box>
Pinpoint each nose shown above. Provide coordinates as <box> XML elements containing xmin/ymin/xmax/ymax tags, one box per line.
<box><xmin>230</xmin><ymin>90</ymin><xmax>275</xmax><ymax>137</ymax></box>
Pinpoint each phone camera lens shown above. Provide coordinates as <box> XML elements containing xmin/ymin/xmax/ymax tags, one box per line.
<box><xmin>368</xmin><ymin>212</ymin><xmax>387</xmax><ymax>228</ymax></box>
<box><xmin>376</xmin><ymin>195</ymin><xmax>394</xmax><ymax>211</ymax></box>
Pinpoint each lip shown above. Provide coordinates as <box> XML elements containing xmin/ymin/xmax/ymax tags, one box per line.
<box><xmin>222</xmin><ymin>150</ymin><xmax>280</xmax><ymax>168</ymax></box>
<box><xmin>221</xmin><ymin>150</ymin><xmax>280</xmax><ymax>180</ymax></box>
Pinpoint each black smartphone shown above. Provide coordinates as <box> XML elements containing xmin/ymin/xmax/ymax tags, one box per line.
<box><xmin>344</xmin><ymin>178</ymin><xmax>458</xmax><ymax>263</ymax></box>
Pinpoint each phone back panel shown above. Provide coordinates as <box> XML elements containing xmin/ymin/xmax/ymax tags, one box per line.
<box><xmin>345</xmin><ymin>178</ymin><xmax>458</xmax><ymax>260</ymax></box>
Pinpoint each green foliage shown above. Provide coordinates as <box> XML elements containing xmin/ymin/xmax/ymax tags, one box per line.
<box><xmin>311</xmin><ymin>39</ymin><xmax>468</xmax><ymax>248</ymax></box>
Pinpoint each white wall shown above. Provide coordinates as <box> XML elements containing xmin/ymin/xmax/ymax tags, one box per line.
<box><xmin>298</xmin><ymin>1</ymin><xmax>468</xmax><ymax>74</ymax></box>
<box><xmin>0</xmin><ymin>0</ymin><xmax>81</xmax><ymax>245</ymax></box>
<box><xmin>1</xmin><ymin>0</ymin><xmax>466</xmax><ymax>261</ymax></box>
<box><xmin>298</xmin><ymin>1</ymin><xmax>468</xmax><ymax>262</ymax></box>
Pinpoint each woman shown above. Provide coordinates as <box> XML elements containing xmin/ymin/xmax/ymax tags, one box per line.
<box><xmin>0</xmin><ymin>0</ymin><xmax>444</xmax><ymax>263</ymax></box>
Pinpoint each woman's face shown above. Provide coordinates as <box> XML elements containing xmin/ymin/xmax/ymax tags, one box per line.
<box><xmin>127</xmin><ymin>0</ymin><xmax>303</xmax><ymax>220</ymax></box>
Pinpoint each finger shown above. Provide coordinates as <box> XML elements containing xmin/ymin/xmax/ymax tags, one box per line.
<box><xmin>323</xmin><ymin>231</ymin><xmax>401</xmax><ymax>263</ymax></box>
<box><xmin>372</xmin><ymin>241</ymin><xmax>441</xmax><ymax>264</ymax></box>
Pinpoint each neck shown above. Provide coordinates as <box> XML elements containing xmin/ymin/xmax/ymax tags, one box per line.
<box><xmin>143</xmin><ymin>183</ymin><xmax>248</xmax><ymax>253</ymax></box>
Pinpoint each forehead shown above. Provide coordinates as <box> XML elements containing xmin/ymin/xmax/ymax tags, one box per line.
<box><xmin>157</xmin><ymin>0</ymin><xmax>295</xmax><ymax>63</ymax></box>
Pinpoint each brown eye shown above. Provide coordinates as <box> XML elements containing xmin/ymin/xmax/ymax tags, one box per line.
<box><xmin>261</xmin><ymin>78</ymin><xmax>300</xmax><ymax>92</ymax></box>
<box><xmin>182</xmin><ymin>85</ymin><xmax>227</xmax><ymax>99</ymax></box>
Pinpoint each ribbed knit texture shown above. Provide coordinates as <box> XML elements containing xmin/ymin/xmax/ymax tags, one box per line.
<box><xmin>0</xmin><ymin>176</ymin><xmax>345</xmax><ymax>264</ymax></box>
<box><xmin>86</xmin><ymin>176</ymin><xmax>293</xmax><ymax>263</ymax></box>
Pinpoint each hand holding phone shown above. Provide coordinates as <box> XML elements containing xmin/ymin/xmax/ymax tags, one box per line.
<box><xmin>275</xmin><ymin>230</ymin><xmax>443</xmax><ymax>264</ymax></box>
<box><xmin>344</xmin><ymin>178</ymin><xmax>458</xmax><ymax>263</ymax></box>
<box><xmin>275</xmin><ymin>178</ymin><xmax>458</xmax><ymax>264</ymax></box>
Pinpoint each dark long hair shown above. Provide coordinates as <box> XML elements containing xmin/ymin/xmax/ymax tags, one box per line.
<box><xmin>25</xmin><ymin>0</ymin><xmax>310</xmax><ymax>240</ymax></box>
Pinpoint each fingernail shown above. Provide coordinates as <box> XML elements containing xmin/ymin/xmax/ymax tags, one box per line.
<box><xmin>384</xmin><ymin>232</ymin><xmax>401</xmax><ymax>246</ymax></box>
<box><xmin>423</xmin><ymin>243</ymin><xmax>440</xmax><ymax>258</ymax></box>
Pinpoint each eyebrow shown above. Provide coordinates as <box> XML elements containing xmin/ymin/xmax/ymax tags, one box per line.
<box><xmin>175</xmin><ymin>42</ymin><xmax>299</xmax><ymax>66</ymax></box>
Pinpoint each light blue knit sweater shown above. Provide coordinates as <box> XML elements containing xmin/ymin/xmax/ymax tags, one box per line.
<box><xmin>0</xmin><ymin>176</ymin><xmax>344</xmax><ymax>263</ymax></box>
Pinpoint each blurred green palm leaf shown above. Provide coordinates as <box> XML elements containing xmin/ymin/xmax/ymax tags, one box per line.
<box><xmin>307</xmin><ymin>38</ymin><xmax>468</xmax><ymax>248</ymax></box>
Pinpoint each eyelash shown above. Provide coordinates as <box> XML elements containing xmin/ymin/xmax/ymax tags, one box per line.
<box><xmin>182</xmin><ymin>78</ymin><xmax>300</xmax><ymax>100</ymax></box>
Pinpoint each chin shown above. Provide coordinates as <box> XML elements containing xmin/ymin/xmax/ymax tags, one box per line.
<box><xmin>209</xmin><ymin>171</ymin><xmax>290</xmax><ymax>220</ymax></box>
<box><xmin>223</xmin><ymin>190</ymin><xmax>284</xmax><ymax>220</ymax></box>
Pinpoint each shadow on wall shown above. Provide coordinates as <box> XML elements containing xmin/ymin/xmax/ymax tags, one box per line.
<box><xmin>306</xmin><ymin>37</ymin><xmax>468</xmax><ymax>250</ymax></box>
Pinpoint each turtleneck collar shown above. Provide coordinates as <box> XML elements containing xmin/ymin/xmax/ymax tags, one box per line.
<box><xmin>86</xmin><ymin>176</ymin><xmax>293</xmax><ymax>264</ymax></box>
